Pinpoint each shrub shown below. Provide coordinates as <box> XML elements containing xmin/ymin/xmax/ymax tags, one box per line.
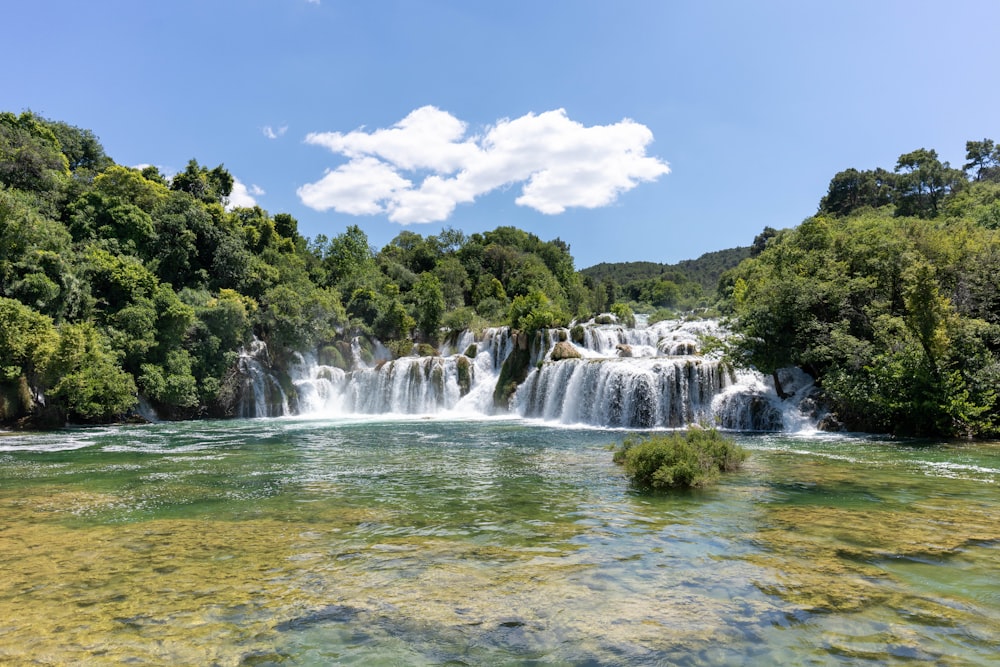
<box><xmin>442</xmin><ymin>306</ymin><xmax>476</xmax><ymax>332</ymax></box>
<box><xmin>612</xmin><ymin>429</ymin><xmax>748</xmax><ymax>489</ymax></box>
<box><xmin>610</xmin><ymin>302</ymin><xmax>636</xmax><ymax>328</ymax></box>
<box><xmin>648</xmin><ymin>308</ymin><xmax>676</xmax><ymax>325</ymax></box>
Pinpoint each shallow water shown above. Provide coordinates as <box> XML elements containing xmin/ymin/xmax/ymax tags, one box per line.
<box><xmin>1</xmin><ymin>419</ymin><xmax>998</xmax><ymax>665</ymax></box>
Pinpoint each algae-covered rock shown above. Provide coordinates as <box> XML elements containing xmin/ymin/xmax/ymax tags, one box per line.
<box><xmin>456</xmin><ymin>355</ymin><xmax>472</xmax><ymax>396</ymax></box>
<box><xmin>319</xmin><ymin>344</ymin><xmax>348</xmax><ymax>371</ymax></box>
<box><xmin>493</xmin><ymin>332</ymin><xmax>532</xmax><ymax>409</ymax></box>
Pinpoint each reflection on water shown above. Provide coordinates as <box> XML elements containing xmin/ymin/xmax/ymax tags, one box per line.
<box><xmin>0</xmin><ymin>420</ymin><xmax>998</xmax><ymax>665</ymax></box>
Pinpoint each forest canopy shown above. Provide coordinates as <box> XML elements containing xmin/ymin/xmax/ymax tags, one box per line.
<box><xmin>721</xmin><ymin>139</ymin><xmax>1000</xmax><ymax>437</ymax></box>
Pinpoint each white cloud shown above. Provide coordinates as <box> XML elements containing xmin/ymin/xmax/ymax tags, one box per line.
<box><xmin>226</xmin><ymin>178</ymin><xmax>264</xmax><ymax>211</ymax></box>
<box><xmin>297</xmin><ymin>106</ymin><xmax>669</xmax><ymax>224</ymax></box>
<box><xmin>298</xmin><ymin>157</ymin><xmax>411</xmax><ymax>216</ymax></box>
<box><xmin>263</xmin><ymin>125</ymin><xmax>288</xmax><ymax>140</ymax></box>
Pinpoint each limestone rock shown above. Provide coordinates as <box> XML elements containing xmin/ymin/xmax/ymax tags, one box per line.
<box><xmin>551</xmin><ymin>341</ymin><xmax>582</xmax><ymax>361</ymax></box>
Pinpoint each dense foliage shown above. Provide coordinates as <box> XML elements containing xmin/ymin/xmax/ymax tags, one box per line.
<box><xmin>722</xmin><ymin>140</ymin><xmax>1000</xmax><ymax>437</ymax></box>
<box><xmin>0</xmin><ymin>111</ymin><xmax>630</xmax><ymax>426</ymax></box>
<box><xmin>612</xmin><ymin>429</ymin><xmax>748</xmax><ymax>489</ymax></box>
<box><xmin>580</xmin><ymin>247</ymin><xmax>749</xmax><ymax>317</ymax></box>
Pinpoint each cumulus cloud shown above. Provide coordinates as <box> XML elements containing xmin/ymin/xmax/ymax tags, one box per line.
<box><xmin>226</xmin><ymin>178</ymin><xmax>265</xmax><ymax>211</ymax></box>
<box><xmin>263</xmin><ymin>125</ymin><xmax>288</xmax><ymax>140</ymax></box>
<box><xmin>297</xmin><ymin>106</ymin><xmax>669</xmax><ymax>223</ymax></box>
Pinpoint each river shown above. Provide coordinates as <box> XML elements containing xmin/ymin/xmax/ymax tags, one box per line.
<box><xmin>1</xmin><ymin>417</ymin><xmax>997</xmax><ymax>665</ymax></box>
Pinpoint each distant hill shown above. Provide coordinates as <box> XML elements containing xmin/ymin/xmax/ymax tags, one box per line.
<box><xmin>581</xmin><ymin>246</ymin><xmax>750</xmax><ymax>293</ymax></box>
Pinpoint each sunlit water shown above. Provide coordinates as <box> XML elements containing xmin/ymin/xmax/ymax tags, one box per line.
<box><xmin>1</xmin><ymin>418</ymin><xmax>998</xmax><ymax>665</ymax></box>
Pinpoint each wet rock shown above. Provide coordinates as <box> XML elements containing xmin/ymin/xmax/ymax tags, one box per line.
<box><xmin>551</xmin><ymin>341</ymin><xmax>582</xmax><ymax>361</ymax></box>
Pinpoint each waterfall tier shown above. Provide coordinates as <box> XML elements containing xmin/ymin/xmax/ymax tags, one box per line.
<box><xmin>239</xmin><ymin>319</ymin><xmax>818</xmax><ymax>431</ymax></box>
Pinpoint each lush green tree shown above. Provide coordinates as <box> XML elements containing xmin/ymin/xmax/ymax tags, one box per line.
<box><xmin>46</xmin><ymin>322</ymin><xmax>137</xmax><ymax>422</ymax></box>
<box><xmin>140</xmin><ymin>348</ymin><xmax>199</xmax><ymax>412</ymax></box>
<box><xmin>259</xmin><ymin>283</ymin><xmax>344</xmax><ymax>352</ymax></box>
<box><xmin>170</xmin><ymin>159</ymin><xmax>234</xmax><ymax>205</ymax></box>
<box><xmin>374</xmin><ymin>297</ymin><xmax>414</xmax><ymax>343</ymax></box>
<box><xmin>964</xmin><ymin>139</ymin><xmax>1000</xmax><ymax>182</ymax></box>
<box><xmin>472</xmin><ymin>275</ymin><xmax>509</xmax><ymax>320</ymax></box>
<box><xmin>432</xmin><ymin>255</ymin><xmax>468</xmax><ymax>310</ymax></box>
<box><xmin>894</xmin><ymin>148</ymin><xmax>966</xmax><ymax>218</ymax></box>
<box><xmin>610</xmin><ymin>302</ymin><xmax>636</xmax><ymax>328</ymax></box>
<box><xmin>0</xmin><ymin>111</ymin><xmax>69</xmax><ymax>196</ymax></box>
<box><xmin>819</xmin><ymin>168</ymin><xmax>895</xmax><ymax>216</ymax></box>
<box><xmin>0</xmin><ymin>296</ymin><xmax>57</xmax><ymax>386</ymax></box>
<box><xmin>43</xmin><ymin>118</ymin><xmax>112</xmax><ymax>175</ymax></box>
<box><xmin>410</xmin><ymin>272</ymin><xmax>446</xmax><ymax>341</ymax></box>
<box><xmin>321</xmin><ymin>224</ymin><xmax>379</xmax><ymax>290</ymax></box>
<box><xmin>726</xmin><ymin>194</ymin><xmax>1000</xmax><ymax>437</ymax></box>
<box><xmin>382</xmin><ymin>230</ymin><xmax>441</xmax><ymax>274</ymax></box>
<box><xmin>508</xmin><ymin>289</ymin><xmax>569</xmax><ymax>331</ymax></box>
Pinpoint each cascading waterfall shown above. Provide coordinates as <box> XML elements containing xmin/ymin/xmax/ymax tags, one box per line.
<box><xmin>241</xmin><ymin>318</ymin><xmax>818</xmax><ymax>431</ymax></box>
<box><xmin>288</xmin><ymin>351</ymin><xmax>347</xmax><ymax>415</ymax></box>
<box><xmin>237</xmin><ymin>338</ymin><xmax>290</xmax><ymax>418</ymax></box>
<box><xmin>514</xmin><ymin>356</ymin><xmax>739</xmax><ymax>428</ymax></box>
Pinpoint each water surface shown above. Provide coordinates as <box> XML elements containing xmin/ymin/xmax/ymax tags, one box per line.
<box><xmin>1</xmin><ymin>419</ymin><xmax>997</xmax><ymax>665</ymax></box>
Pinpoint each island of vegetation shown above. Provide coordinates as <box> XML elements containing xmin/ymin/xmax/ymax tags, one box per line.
<box><xmin>2</xmin><ymin>109</ymin><xmax>1000</xmax><ymax>439</ymax></box>
<box><xmin>612</xmin><ymin>428</ymin><xmax>748</xmax><ymax>489</ymax></box>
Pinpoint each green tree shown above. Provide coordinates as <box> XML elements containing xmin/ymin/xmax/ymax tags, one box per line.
<box><xmin>819</xmin><ymin>168</ymin><xmax>895</xmax><ymax>216</ymax></box>
<box><xmin>410</xmin><ymin>272</ymin><xmax>446</xmax><ymax>341</ymax></box>
<box><xmin>0</xmin><ymin>111</ymin><xmax>70</xmax><ymax>196</ymax></box>
<box><xmin>964</xmin><ymin>139</ymin><xmax>1000</xmax><ymax>182</ymax></box>
<box><xmin>170</xmin><ymin>159</ymin><xmax>234</xmax><ymax>205</ymax></box>
<box><xmin>508</xmin><ymin>289</ymin><xmax>568</xmax><ymax>331</ymax></box>
<box><xmin>43</xmin><ymin>118</ymin><xmax>112</xmax><ymax>174</ymax></box>
<box><xmin>432</xmin><ymin>255</ymin><xmax>468</xmax><ymax>310</ymax></box>
<box><xmin>322</xmin><ymin>224</ymin><xmax>378</xmax><ymax>290</ymax></box>
<box><xmin>894</xmin><ymin>148</ymin><xmax>965</xmax><ymax>218</ymax></box>
<box><xmin>47</xmin><ymin>322</ymin><xmax>137</xmax><ymax>422</ymax></box>
<box><xmin>0</xmin><ymin>296</ymin><xmax>57</xmax><ymax>386</ymax></box>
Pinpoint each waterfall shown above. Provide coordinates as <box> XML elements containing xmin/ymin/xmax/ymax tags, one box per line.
<box><xmin>237</xmin><ymin>338</ymin><xmax>290</xmax><ymax>418</ymax></box>
<box><xmin>289</xmin><ymin>351</ymin><xmax>347</xmax><ymax>415</ymax></box>
<box><xmin>514</xmin><ymin>357</ymin><xmax>737</xmax><ymax>428</ymax></box>
<box><xmin>240</xmin><ymin>319</ymin><xmax>817</xmax><ymax>431</ymax></box>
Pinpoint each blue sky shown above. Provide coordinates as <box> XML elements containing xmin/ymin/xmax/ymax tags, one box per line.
<box><xmin>4</xmin><ymin>1</ymin><xmax>1000</xmax><ymax>269</ymax></box>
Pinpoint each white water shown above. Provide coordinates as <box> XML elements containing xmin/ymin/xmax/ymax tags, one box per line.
<box><xmin>237</xmin><ymin>338</ymin><xmax>290</xmax><ymax>418</ymax></box>
<box><xmin>243</xmin><ymin>319</ymin><xmax>817</xmax><ymax>431</ymax></box>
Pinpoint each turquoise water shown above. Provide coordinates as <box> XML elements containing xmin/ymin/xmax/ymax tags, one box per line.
<box><xmin>1</xmin><ymin>418</ymin><xmax>998</xmax><ymax>665</ymax></box>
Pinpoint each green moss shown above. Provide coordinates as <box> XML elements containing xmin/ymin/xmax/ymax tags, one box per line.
<box><xmin>318</xmin><ymin>344</ymin><xmax>348</xmax><ymax>371</ymax></box>
<box><xmin>493</xmin><ymin>333</ymin><xmax>532</xmax><ymax>409</ymax></box>
<box><xmin>385</xmin><ymin>339</ymin><xmax>413</xmax><ymax>358</ymax></box>
<box><xmin>456</xmin><ymin>355</ymin><xmax>472</xmax><ymax>396</ymax></box>
<box><xmin>463</xmin><ymin>343</ymin><xmax>478</xmax><ymax>358</ymax></box>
